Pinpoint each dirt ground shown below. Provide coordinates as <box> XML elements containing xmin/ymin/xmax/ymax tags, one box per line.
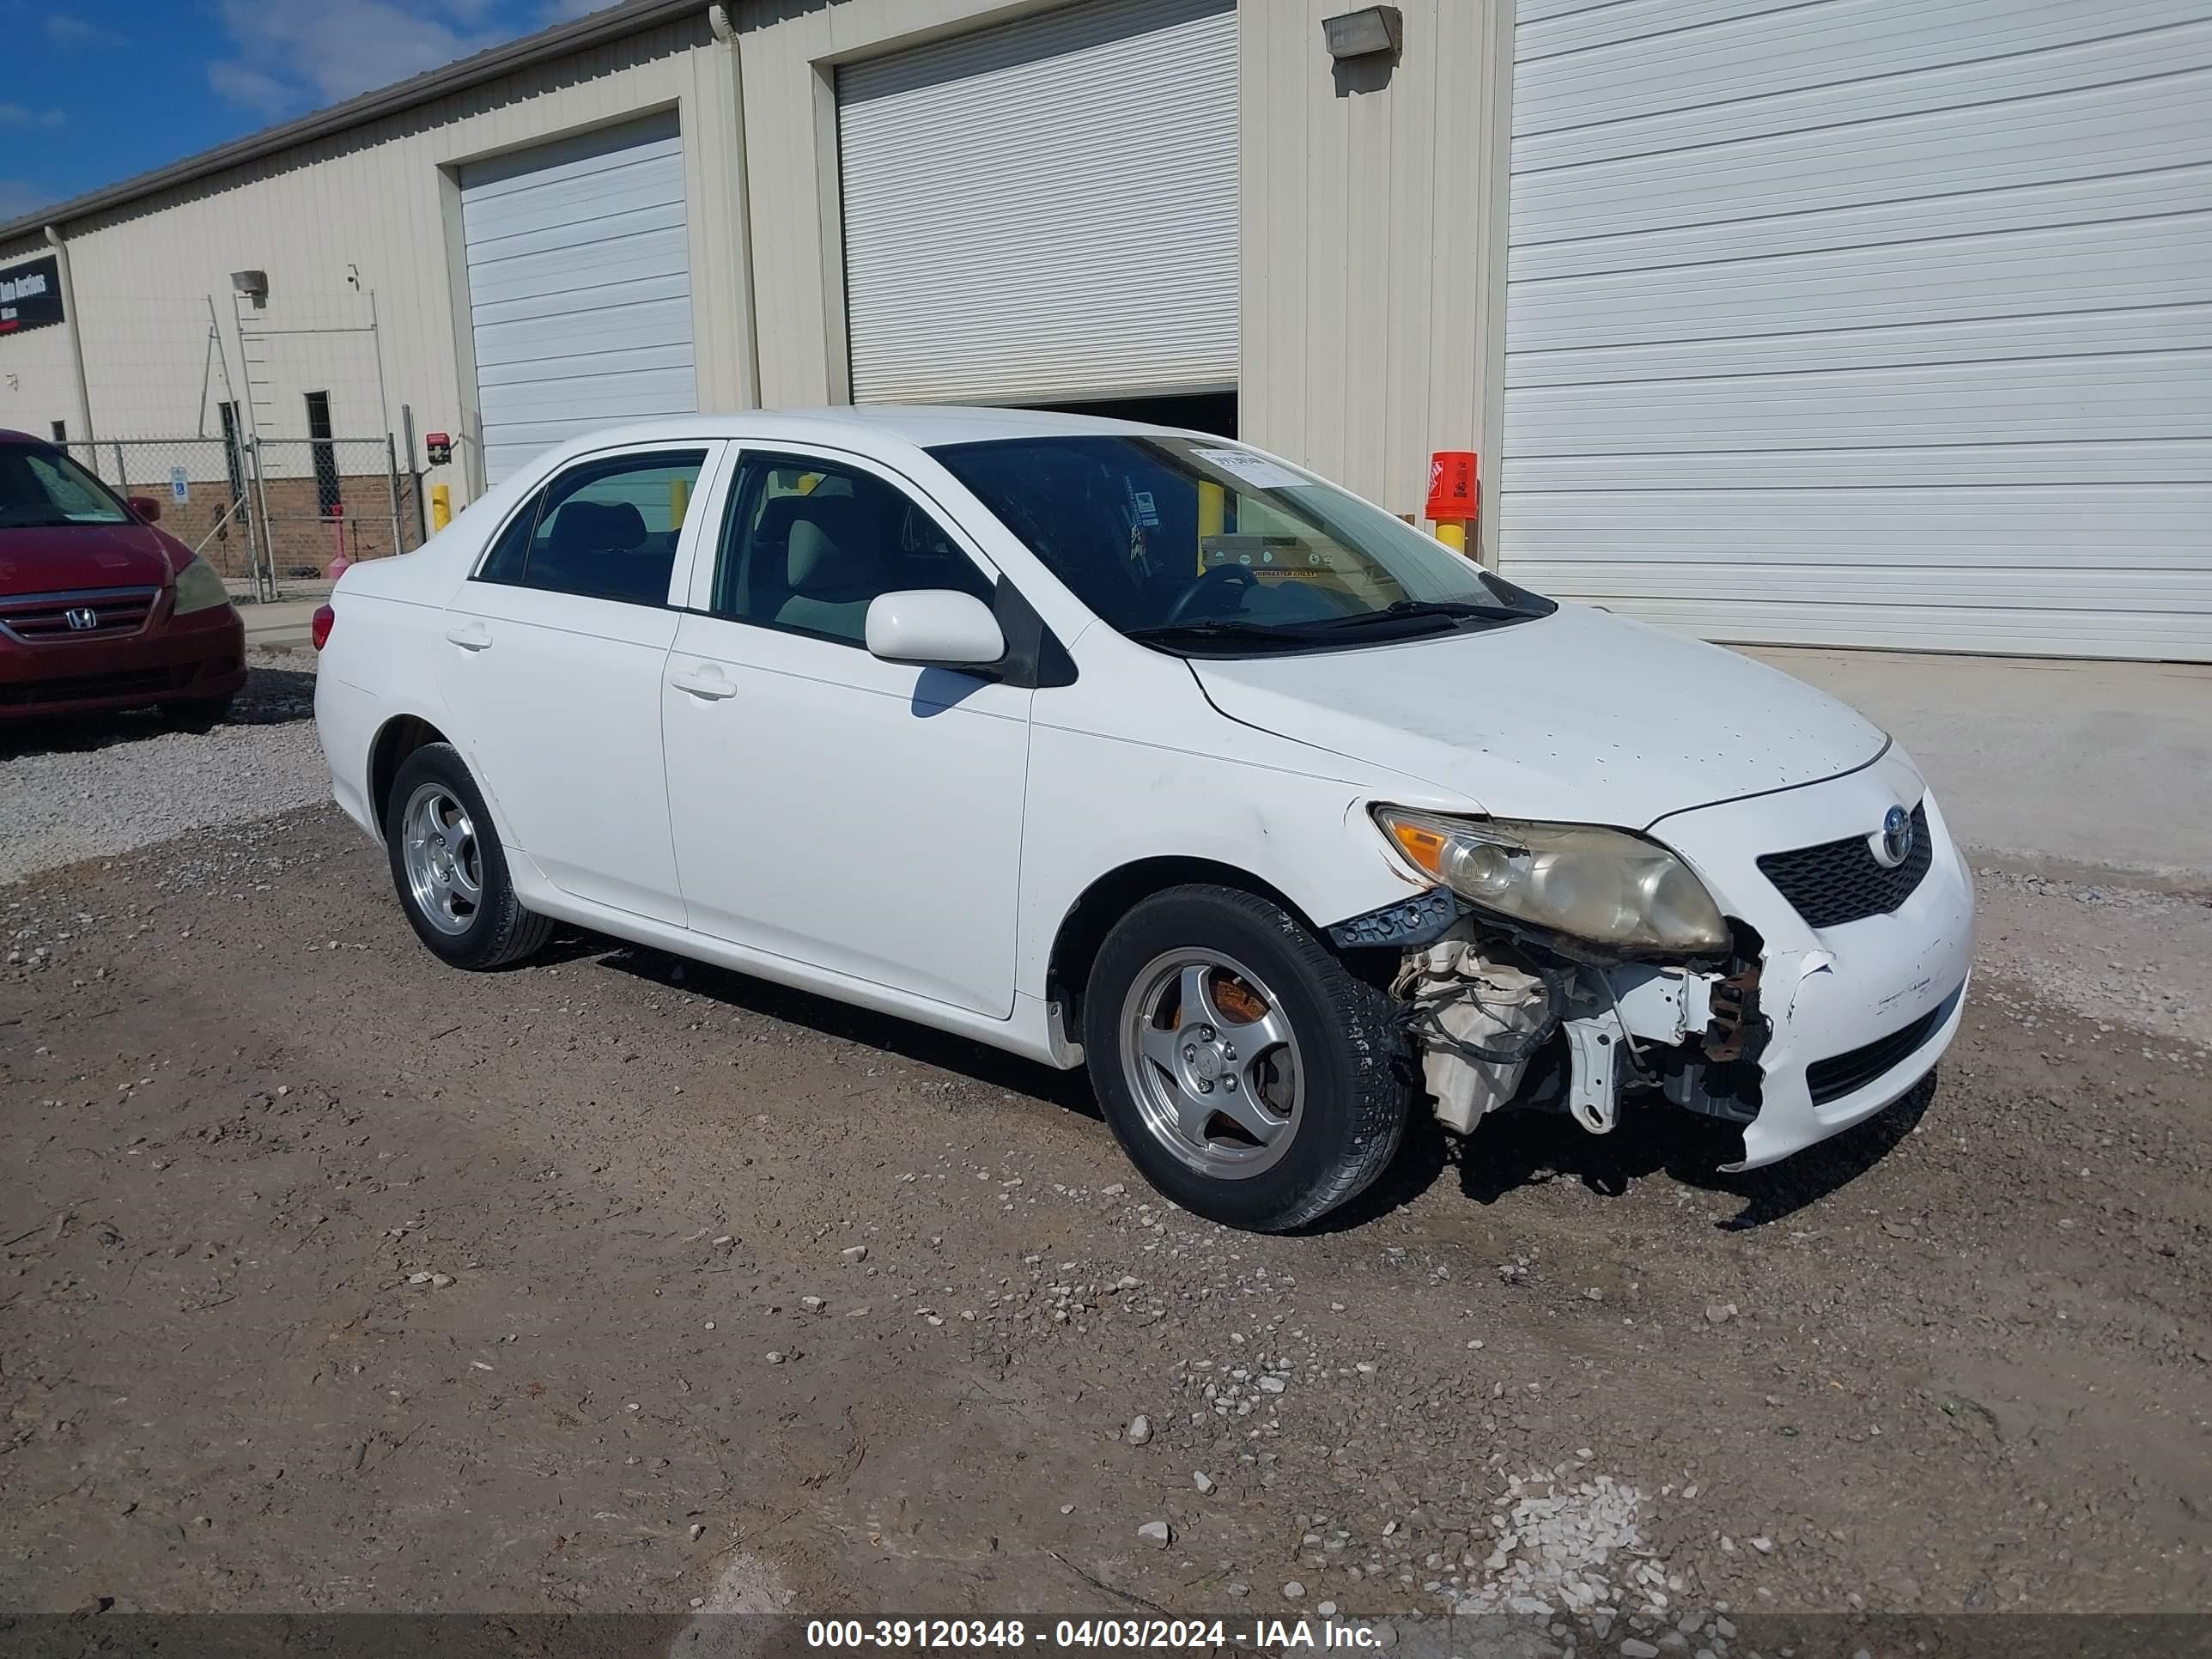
<box><xmin>3</xmin><ymin>744</ymin><xmax>2209</xmax><ymax>1649</ymax></box>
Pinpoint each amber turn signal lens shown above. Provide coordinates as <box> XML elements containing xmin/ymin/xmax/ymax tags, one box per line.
<box><xmin>1386</xmin><ymin>818</ymin><xmax>1449</xmax><ymax>877</ymax></box>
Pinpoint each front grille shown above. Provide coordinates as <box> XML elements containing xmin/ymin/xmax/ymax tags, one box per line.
<box><xmin>1757</xmin><ymin>803</ymin><xmax>1932</xmax><ymax>929</ymax></box>
<box><xmin>0</xmin><ymin>664</ymin><xmax>194</xmax><ymax>707</ymax></box>
<box><xmin>1805</xmin><ymin>989</ymin><xmax>1958</xmax><ymax>1105</ymax></box>
<box><xmin>0</xmin><ymin>586</ymin><xmax>160</xmax><ymax>642</ymax></box>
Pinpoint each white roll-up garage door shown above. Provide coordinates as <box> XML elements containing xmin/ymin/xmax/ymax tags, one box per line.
<box><xmin>1497</xmin><ymin>0</ymin><xmax>2212</xmax><ymax>661</ymax></box>
<box><xmin>836</xmin><ymin>0</ymin><xmax>1237</xmax><ymax>407</ymax></box>
<box><xmin>460</xmin><ymin>113</ymin><xmax>697</xmax><ymax>484</ymax></box>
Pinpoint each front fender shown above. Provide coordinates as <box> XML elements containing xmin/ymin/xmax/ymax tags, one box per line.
<box><xmin>1016</xmin><ymin>722</ymin><xmax>1431</xmax><ymax>1001</ymax></box>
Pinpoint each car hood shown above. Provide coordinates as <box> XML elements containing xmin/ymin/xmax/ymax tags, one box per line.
<box><xmin>1190</xmin><ymin>603</ymin><xmax>1887</xmax><ymax>829</ymax></box>
<box><xmin>0</xmin><ymin>520</ymin><xmax>185</xmax><ymax>595</ymax></box>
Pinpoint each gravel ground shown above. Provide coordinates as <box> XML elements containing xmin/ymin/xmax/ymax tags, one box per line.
<box><xmin>0</xmin><ymin>649</ymin><xmax>324</xmax><ymax>886</ymax></box>
<box><xmin>2</xmin><ymin>658</ymin><xmax>2207</xmax><ymax>1651</ymax></box>
<box><xmin>2</xmin><ymin>803</ymin><xmax>2206</xmax><ymax>1649</ymax></box>
<box><xmin>1972</xmin><ymin>868</ymin><xmax>2212</xmax><ymax>1052</ymax></box>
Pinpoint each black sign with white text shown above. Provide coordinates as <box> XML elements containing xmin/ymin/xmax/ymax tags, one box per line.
<box><xmin>0</xmin><ymin>253</ymin><xmax>65</xmax><ymax>337</ymax></box>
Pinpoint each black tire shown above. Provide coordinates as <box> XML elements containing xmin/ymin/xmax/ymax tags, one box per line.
<box><xmin>159</xmin><ymin>693</ymin><xmax>234</xmax><ymax>731</ymax></box>
<box><xmin>383</xmin><ymin>742</ymin><xmax>554</xmax><ymax>970</ymax></box>
<box><xmin>1082</xmin><ymin>884</ymin><xmax>1414</xmax><ymax>1232</ymax></box>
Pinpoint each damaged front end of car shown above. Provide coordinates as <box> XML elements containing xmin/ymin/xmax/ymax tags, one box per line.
<box><xmin>1335</xmin><ymin>807</ymin><xmax>1771</xmax><ymax>1146</ymax></box>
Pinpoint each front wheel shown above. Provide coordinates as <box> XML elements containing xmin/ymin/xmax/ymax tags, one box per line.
<box><xmin>1082</xmin><ymin>884</ymin><xmax>1414</xmax><ymax>1232</ymax></box>
<box><xmin>384</xmin><ymin>743</ymin><xmax>553</xmax><ymax>969</ymax></box>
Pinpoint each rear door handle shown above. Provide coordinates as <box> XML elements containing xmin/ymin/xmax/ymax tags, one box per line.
<box><xmin>668</xmin><ymin>665</ymin><xmax>736</xmax><ymax>701</ymax></box>
<box><xmin>445</xmin><ymin>623</ymin><xmax>492</xmax><ymax>652</ymax></box>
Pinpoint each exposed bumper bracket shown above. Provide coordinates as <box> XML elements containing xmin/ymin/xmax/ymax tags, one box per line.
<box><xmin>1560</xmin><ymin>1012</ymin><xmax>1626</xmax><ymax>1134</ymax></box>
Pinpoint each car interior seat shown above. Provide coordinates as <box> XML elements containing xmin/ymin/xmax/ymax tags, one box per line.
<box><xmin>771</xmin><ymin>495</ymin><xmax>884</xmax><ymax>639</ymax></box>
<box><xmin>536</xmin><ymin>497</ymin><xmax>671</xmax><ymax>604</ymax></box>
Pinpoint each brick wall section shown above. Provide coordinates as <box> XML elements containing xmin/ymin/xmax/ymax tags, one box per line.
<box><xmin>149</xmin><ymin>472</ymin><xmax>424</xmax><ymax>578</ymax></box>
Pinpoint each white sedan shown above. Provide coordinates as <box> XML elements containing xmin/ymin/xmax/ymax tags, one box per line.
<box><xmin>313</xmin><ymin>408</ymin><xmax>1972</xmax><ymax>1231</ymax></box>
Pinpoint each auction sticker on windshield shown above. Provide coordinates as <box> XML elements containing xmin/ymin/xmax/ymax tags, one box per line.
<box><xmin>1194</xmin><ymin>448</ymin><xmax>1309</xmax><ymax>490</ymax></box>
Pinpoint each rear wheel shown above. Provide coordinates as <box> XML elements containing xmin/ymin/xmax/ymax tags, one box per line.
<box><xmin>384</xmin><ymin>743</ymin><xmax>552</xmax><ymax>969</ymax></box>
<box><xmin>1083</xmin><ymin>884</ymin><xmax>1413</xmax><ymax>1232</ymax></box>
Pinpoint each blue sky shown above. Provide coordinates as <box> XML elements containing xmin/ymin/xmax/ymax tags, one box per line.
<box><xmin>1</xmin><ymin>0</ymin><xmax>604</xmax><ymax>222</ymax></box>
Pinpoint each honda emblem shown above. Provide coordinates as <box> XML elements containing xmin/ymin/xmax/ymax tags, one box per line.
<box><xmin>64</xmin><ymin>606</ymin><xmax>100</xmax><ymax>631</ymax></box>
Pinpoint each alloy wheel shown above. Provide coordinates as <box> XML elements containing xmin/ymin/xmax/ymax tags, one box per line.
<box><xmin>400</xmin><ymin>781</ymin><xmax>483</xmax><ymax>937</ymax></box>
<box><xmin>1117</xmin><ymin>948</ymin><xmax>1306</xmax><ymax>1180</ymax></box>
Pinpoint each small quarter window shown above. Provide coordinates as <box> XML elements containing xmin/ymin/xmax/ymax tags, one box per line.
<box><xmin>477</xmin><ymin>493</ymin><xmax>541</xmax><ymax>586</ymax></box>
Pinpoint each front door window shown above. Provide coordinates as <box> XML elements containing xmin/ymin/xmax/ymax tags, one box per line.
<box><xmin>711</xmin><ymin>455</ymin><xmax>995</xmax><ymax>644</ymax></box>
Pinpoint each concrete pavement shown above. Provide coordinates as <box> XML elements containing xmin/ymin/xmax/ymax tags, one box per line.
<box><xmin>1743</xmin><ymin>647</ymin><xmax>2212</xmax><ymax>884</ymax></box>
<box><xmin>239</xmin><ymin>597</ymin><xmax>325</xmax><ymax>650</ymax></box>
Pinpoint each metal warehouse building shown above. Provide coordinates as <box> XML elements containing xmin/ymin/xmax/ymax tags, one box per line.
<box><xmin>3</xmin><ymin>0</ymin><xmax>2206</xmax><ymax>659</ymax></box>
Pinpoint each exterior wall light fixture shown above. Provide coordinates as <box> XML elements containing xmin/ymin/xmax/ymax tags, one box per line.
<box><xmin>1322</xmin><ymin>6</ymin><xmax>1403</xmax><ymax>60</ymax></box>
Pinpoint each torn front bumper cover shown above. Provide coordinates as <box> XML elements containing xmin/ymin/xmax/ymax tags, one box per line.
<box><xmin>1339</xmin><ymin>888</ymin><xmax>1969</xmax><ymax>1170</ymax></box>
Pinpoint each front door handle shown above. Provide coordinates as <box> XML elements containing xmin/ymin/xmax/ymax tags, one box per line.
<box><xmin>668</xmin><ymin>665</ymin><xmax>736</xmax><ymax>701</ymax></box>
<box><xmin>445</xmin><ymin>622</ymin><xmax>492</xmax><ymax>652</ymax></box>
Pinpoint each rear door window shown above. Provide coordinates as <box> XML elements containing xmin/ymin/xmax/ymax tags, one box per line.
<box><xmin>476</xmin><ymin>449</ymin><xmax>708</xmax><ymax>606</ymax></box>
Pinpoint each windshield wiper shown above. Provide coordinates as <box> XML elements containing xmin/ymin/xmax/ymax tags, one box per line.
<box><xmin>1302</xmin><ymin>599</ymin><xmax>1529</xmax><ymax>631</ymax></box>
<box><xmin>1124</xmin><ymin>620</ymin><xmax>1318</xmax><ymax>651</ymax></box>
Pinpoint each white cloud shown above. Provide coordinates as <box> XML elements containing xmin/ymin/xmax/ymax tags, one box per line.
<box><xmin>0</xmin><ymin>104</ymin><xmax>67</xmax><ymax>128</ymax></box>
<box><xmin>45</xmin><ymin>13</ymin><xmax>127</xmax><ymax>48</ymax></box>
<box><xmin>0</xmin><ymin>179</ymin><xmax>54</xmax><ymax>221</ymax></box>
<box><xmin>206</xmin><ymin>1</ymin><xmax>514</xmax><ymax>119</ymax></box>
<box><xmin>206</xmin><ymin>59</ymin><xmax>296</xmax><ymax>122</ymax></box>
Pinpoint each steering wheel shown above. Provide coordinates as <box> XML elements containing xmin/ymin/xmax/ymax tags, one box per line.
<box><xmin>1164</xmin><ymin>562</ymin><xmax>1260</xmax><ymax>626</ymax></box>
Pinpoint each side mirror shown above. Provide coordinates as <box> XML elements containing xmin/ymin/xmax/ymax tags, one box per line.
<box><xmin>127</xmin><ymin>495</ymin><xmax>162</xmax><ymax>523</ymax></box>
<box><xmin>865</xmin><ymin>589</ymin><xmax>1006</xmax><ymax>672</ymax></box>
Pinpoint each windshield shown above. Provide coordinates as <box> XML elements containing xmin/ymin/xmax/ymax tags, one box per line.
<box><xmin>931</xmin><ymin>434</ymin><xmax>1553</xmax><ymax>653</ymax></box>
<box><xmin>0</xmin><ymin>444</ymin><xmax>133</xmax><ymax>530</ymax></box>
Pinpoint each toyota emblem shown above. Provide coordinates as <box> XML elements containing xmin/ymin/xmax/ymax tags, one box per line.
<box><xmin>64</xmin><ymin>606</ymin><xmax>100</xmax><ymax>631</ymax></box>
<box><xmin>1871</xmin><ymin>804</ymin><xmax>1914</xmax><ymax>869</ymax></box>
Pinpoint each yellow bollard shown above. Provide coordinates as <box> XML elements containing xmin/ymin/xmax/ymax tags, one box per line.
<box><xmin>1197</xmin><ymin>479</ymin><xmax>1224</xmax><ymax>572</ymax></box>
<box><xmin>430</xmin><ymin>483</ymin><xmax>451</xmax><ymax>532</ymax></box>
<box><xmin>1433</xmin><ymin>520</ymin><xmax>1468</xmax><ymax>554</ymax></box>
<box><xmin>671</xmin><ymin>475</ymin><xmax>690</xmax><ymax>527</ymax></box>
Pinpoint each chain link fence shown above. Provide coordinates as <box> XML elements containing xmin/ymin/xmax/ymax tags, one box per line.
<box><xmin>250</xmin><ymin>436</ymin><xmax>409</xmax><ymax>592</ymax></box>
<box><xmin>67</xmin><ymin>432</ymin><xmax>419</xmax><ymax>601</ymax></box>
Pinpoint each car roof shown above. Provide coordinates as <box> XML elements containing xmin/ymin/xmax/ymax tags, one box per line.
<box><xmin>557</xmin><ymin>404</ymin><xmax>1210</xmax><ymax>454</ymax></box>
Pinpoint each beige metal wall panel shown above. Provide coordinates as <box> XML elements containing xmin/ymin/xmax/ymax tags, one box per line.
<box><xmin>1237</xmin><ymin>0</ymin><xmax>1513</xmax><ymax>520</ymax></box>
<box><xmin>1498</xmin><ymin>0</ymin><xmax>2212</xmax><ymax>659</ymax></box>
<box><xmin>38</xmin><ymin>19</ymin><xmax>750</xmax><ymax>510</ymax></box>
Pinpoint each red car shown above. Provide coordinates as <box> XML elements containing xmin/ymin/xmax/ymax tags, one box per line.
<box><xmin>0</xmin><ymin>429</ymin><xmax>246</xmax><ymax>726</ymax></box>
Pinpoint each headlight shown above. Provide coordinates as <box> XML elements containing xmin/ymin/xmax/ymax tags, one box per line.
<box><xmin>171</xmin><ymin>556</ymin><xmax>232</xmax><ymax>617</ymax></box>
<box><xmin>1373</xmin><ymin>806</ymin><xmax>1730</xmax><ymax>956</ymax></box>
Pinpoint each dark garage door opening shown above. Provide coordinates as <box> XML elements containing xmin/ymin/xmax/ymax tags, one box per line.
<box><xmin>1021</xmin><ymin>391</ymin><xmax>1237</xmax><ymax>439</ymax></box>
